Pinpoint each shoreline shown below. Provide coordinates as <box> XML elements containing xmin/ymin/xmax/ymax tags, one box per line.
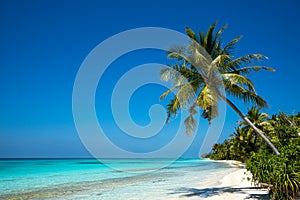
<box><xmin>0</xmin><ymin>159</ymin><xmax>270</xmax><ymax>199</ymax></box>
<box><xmin>168</xmin><ymin>160</ymin><xmax>270</xmax><ymax>200</ymax></box>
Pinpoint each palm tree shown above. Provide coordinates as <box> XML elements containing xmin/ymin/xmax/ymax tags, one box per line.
<box><xmin>160</xmin><ymin>23</ymin><xmax>280</xmax><ymax>155</ymax></box>
<box><xmin>240</xmin><ymin>107</ymin><xmax>272</xmax><ymax>146</ymax></box>
<box><xmin>240</xmin><ymin>107</ymin><xmax>270</xmax><ymax>130</ymax></box>
<box><xmin>233</xmin><ymin>107</ymin><xmax>271</xmax><ymax>158</ymax></box>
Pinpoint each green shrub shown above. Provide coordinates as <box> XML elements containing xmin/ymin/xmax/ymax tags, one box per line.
<box><xmin>247</xmin><ymin>141</ymin><xmax>300</xmax><ymax>199</ymax></box>
<box><xmin>247</xmin><ymin>113</ymin><xmax>300</xmax><ymax>200</ymax></box>
<box><xmin>209</xmin><ymin>110</ymin><xmax>300</xmax><ymax>199</ymax></box>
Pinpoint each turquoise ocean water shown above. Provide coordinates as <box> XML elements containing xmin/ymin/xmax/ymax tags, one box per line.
<box><xmin>0</xmin><ymin>159</ymin><xmax>234</xmax><ymax>199</ymax></box>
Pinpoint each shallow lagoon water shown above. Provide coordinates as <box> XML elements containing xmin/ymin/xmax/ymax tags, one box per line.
<box><xmin>0</xmin><ymin>159</ymin><xmax>234</xmax><ymax>199</ymax></box>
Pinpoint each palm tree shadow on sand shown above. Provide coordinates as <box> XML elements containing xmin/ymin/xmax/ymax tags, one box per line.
<box><xmin>168</xmin><ymin>186</ymin><xmax>270</xmax><ymax>199</ymax></box>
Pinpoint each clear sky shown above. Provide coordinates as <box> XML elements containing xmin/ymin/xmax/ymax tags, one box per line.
<box><xmin>0</xmin><ymin>0</ymin><xmax>300</xmax><ymax>158</ymax></box>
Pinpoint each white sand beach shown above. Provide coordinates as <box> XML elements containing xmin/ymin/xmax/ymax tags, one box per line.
<box><xmin>168</xmin><ymin>160</ymin><xmax>270</xmax><ymax>200</ymax></box>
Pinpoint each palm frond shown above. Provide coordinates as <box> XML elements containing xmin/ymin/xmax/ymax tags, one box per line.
<box><xmin>224</xmin><ymin>79</ymin><xmax>267</xmax><ymax>108</ymax></box>
<box><xmin>231</xmin><ymin>66</ymin><xmax>275</xmax><ymax>75</ymax></box>
<box><xmin>184</xmin><ymin>114</ymin><xmax>197</xmax><ymax>135</ymax></box>
<box><xmin>188</xmin><ymin>52</ymin><xmax>212</xmax><ymax>72</ymax></box>
<box><xmin>258</xmin><ymin>113</ymin><xmax>269</xmax><ymax>121</ymax></box>
<box><xmin>243</xmin><ymin>92</ymin><xmax>267</xmax><ymax>108</ymax></box>
<box><xmin>160</xmin><ymin>66</ymin><xmax>187</xmax><ymax>86</ymax></box>
<box><xmin>165</xmin><ymin>97</ymin><xmax>180</xmax><ymax>124</ymax></box>
<box><xmin>211</xmin><ymin>24</ymin><xmax>227</xmax><ymax>58</ymax></box>
<box><xmin>204</xmin><ymin>22</ymin><xmax>217</xmax><ymax>53</ymax></box>
<box><xmin>211</xmin><ymin>54</ymin><xmax>231</xmax><ymax>69</ymax></box>
<box><xmin>199</xmin><ymin>31</ymin><xmax>205</xmax><ymax>46</ymax></box>
<box><xmin>244</xmin><ymin>92</ymin><xmax>267</xmax><ymax>108</ymax></box>
<box><xmin>223</xmin><ymin>35</ymin><xmax>242</xmax><ymax>53</ymax></box>
<box><xmin>214</xmin><ymin>24</ymin><xmax>227</xmax><ymax>44</ymax></box>
<box><xmin>167</xmin><ymin>46</ymin><xmax>187</xmax><ymax>61</ymax></box>
<box><xmin>185</xmin><ymin>26</ymin><xmax>197</xmax><ymax>41</ymax></box>
<box><xmin>160</xmin><ymin>67</ymin><xmax>178</xmax><ymax>82</ymax></box>
<box><xmin>173</xmin><ymin>65</ymin><xmax>202</xmax><ymax>81</ymax></box>
<box><xmin>196</xmin><ymin>85</ymin><xmax>218</xmax><ymax>110</ymax></box>
<box><xmin>184</xmin><ymin>104</ymin><xmax>198</xmax><ymax>135</ymax></box>
<box><xmin>176</xmin><ymin>82</ymin><xmax>196</xmax><ymax>109</ymax></box>
<box><xmin>211</xmin><ymin>40</ymin><xmax>222</xmax><ymax>59</ymax></box>
<box><xmin>159</xmin><ymin>85</ymin><xmax>180</xmax><ymax>100</ymax></box>
<box><xmin>221</xmin><ymin>73</ymin><xmax>256</xmax><ymax>93</ymax></box>
<box><xmin>225</xmin><ymin>54</ymin><xmax>268</xmax><ymax>70</ymax></box>
<box><xmin>201</xmin><ymin>104</ymin><xmax>219</xmax><ymax>122</ymax></box>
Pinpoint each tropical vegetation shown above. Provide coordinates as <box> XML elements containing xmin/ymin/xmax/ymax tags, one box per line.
<box><xmin>209</xmin><ymin>109</ymin><xmax>300</xmax><ymax>199</ymax></box>
<box><xmin>159</xmin><ymin>23</ymin><xmax>300</xmax><ymax>199</ymax></box>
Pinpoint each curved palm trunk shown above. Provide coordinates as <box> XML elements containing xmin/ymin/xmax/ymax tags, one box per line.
<box><xmin>219</xmin><ymin>95</ymin><xmax>280</xmax><ymax>155</ymax></box>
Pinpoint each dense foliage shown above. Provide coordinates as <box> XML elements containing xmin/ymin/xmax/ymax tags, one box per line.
<box><xmin>209</xmin><ymin>107</ymin><xmax>269</xmax><ymax>162</ymax></box>
<box><xmin>209</xmin><ymin>109</ymin><xmax>300</xmax><ymax>199</ymax></box>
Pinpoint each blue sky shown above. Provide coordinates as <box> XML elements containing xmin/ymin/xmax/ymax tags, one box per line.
<box><xmin>0</xmin><ymin>0</ymin><xmax>300</xmax><ymax>158</ymax></box>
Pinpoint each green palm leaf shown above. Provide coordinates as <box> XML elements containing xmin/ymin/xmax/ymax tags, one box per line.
<box><xmin>223</xmin><ymin>35</ymin><xmax>242</xmax><ymax>53</ymax></box>
<box><xmin>225</xmin><ymin>54</ymin><xmax>268</xmax><ymax>71</ymax></box>
<box><xmin>232</xmin><ymin>66</ymin><xmax>275</xmax><ymax>75</ymax></box>
<box><xmin>221</xmin><ymin>73</ymin><xmax>256</xmax><ymax>93</ymax></box>
<box><xmin>185</xmin><ymin>27</ymin><xmax>196</xmax><ymax>41</ymax></box>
